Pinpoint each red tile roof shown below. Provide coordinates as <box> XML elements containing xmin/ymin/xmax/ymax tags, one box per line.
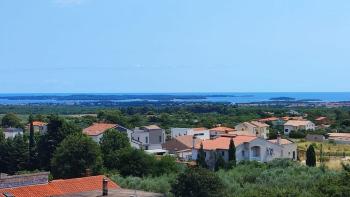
<box><xmin>83</xmin><ymin>123</ymin><xmax>117</xmax><ymax>136</ymax></box>
<box><xmin>192</xmin><ymin>127</ymin><xmax>207</xmax><ymax>132</ymax></box>
<box><xmin>258</xmin><ymin>117</ymin><xmax>279</xmax><ymax>122</ymax></box>
<box><xmin>32</xmin><ymin>121</ymin><xmax>47</xmax><ymax>127</ymax></box>
<box><xmin>0</xmin><ymin>175</ymin><xmax>119</xmax><ymax>197</ymax></box>
<box><xmin>210</xmin><ymin>126</ymin><xmax>236</xmax><ymax>133</ymax></box>
<box><xmin>195</xmin><ymin>135</ymin><xmax>257</xmax><ymax>150</ymax></box>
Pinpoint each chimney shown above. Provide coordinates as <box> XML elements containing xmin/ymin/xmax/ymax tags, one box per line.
<box><xmin>277</xmin><ymin>132</ymin><xmax>281</xmax><ymax>145</ymax></box>
<box><xmin>102</xmin><ymin>177</ymin><xmax>108</xmax><ymax>196</ymax></box>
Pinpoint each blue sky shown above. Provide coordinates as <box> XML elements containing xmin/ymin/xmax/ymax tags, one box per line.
<box><xmin>0</xmin><ymin>0</ymin><xmax>349</xmax><ymax>93</ymax></box>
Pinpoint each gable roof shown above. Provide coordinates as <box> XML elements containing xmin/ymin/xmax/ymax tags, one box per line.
<box><xmin>210</xmin><ymin>126</ymin><xmax>235</xmax><ymax>133</ymax></box>
<box><xmin>191</xmin><ymin>127</ymin><xmax>208</xmax><ymax>132</ymax></box>
<box><xmin>258</xmin><ymin>117</ymin><xmax>279</xmax><ymax>122</ymax></box>
<box><xmin>195</xmin><ymin>135</ymin><xmax>257</xmax><ymax>150</ymax></box>
<box><xmin>0</xmin><ymin>175</ymin><xmax>119</xmax><ymax>197</ymax></box>
<box><xmin>284</xmin><ymin>120</ymin><xmax>313</xmax><ymax>127</ymax></box>
<box><xmin>32</xmin><ymin>121</ymin><xmax>47</xmax><ymax>127</ymax></box>
<box><xmin>250</xmin><ymin>121</ymin><xmax>269</xmax><ymax>128</ymax></box>
<box><xmin>162</xmin><ymin>135</ymin><xmax>202</xmax><ymax>151</ymax></box>
<box><xmin>83</xmin><ymin>123</ymin><xmax>117</xmax><ymax>136</ymax></box>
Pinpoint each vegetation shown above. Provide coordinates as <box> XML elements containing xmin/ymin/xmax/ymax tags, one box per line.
<box><xmin>51</xmin><ymin>133</ymin><xmax>103</xmax><ymax>179</ymax></box>
<box><xmin>115</xmin><ymin>159</ymin><xmax>350</xmax><ymax>197</ymax></box>
<box><xmin>171</xmin><ymin>167</ymin><xmax>224</xmax><ymax>197</ymax></box>
<box><xmin>306</xmin><ymin>145</ymin><xmax>316</xmax><ymax>167</ymax></box>
<box><xmin>196</xmin><ymin>143</ymin><xmax>207</xmax><ymax>168</ymax></box>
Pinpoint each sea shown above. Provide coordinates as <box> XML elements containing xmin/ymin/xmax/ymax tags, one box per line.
<box><xmin>0</xmin><ymin>92</ymin><xmax>350</xmax><ymax>105</ymax></box>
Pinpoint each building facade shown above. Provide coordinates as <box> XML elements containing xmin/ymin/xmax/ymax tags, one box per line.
<box><xmin>192</xmin><ymin>135</ymin><xmax>297</xmax><ymax>169</ymax></box>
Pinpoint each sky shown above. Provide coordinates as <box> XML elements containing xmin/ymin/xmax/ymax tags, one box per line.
<box><xmin>0</xmin><ymin>0</ymin><xmax>350</xmax><ymax>93</ymax></box>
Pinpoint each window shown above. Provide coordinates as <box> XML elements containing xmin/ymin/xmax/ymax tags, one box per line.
<box><xmin>145</xmin><ymin>137</ymin><xmax>148</xmax><ymax>144</ymax></box>
<box><xmin>159</xmin><ymin>136</ymin><xmax>162</xmax><ymax>143</ymax></box>
<box><xmin>242</xmin><ymin>150</ymin><xmax>245</xmax><ymax>157</ymax></box>
<box><xmin>222</xmin><ymin>151</ymin><xmax>225</xmax><ymax>156</ymax></box>
<box><xmin>137</xmin><ymin>137</ymin><xmax>140</xmax><ymax>141</ymax></box>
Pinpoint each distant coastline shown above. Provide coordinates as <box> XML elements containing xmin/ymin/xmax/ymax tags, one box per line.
<box><xmin>0</xmin><ymin>92</ymin><xmax>349</xmax><ymax>106</ymax></box>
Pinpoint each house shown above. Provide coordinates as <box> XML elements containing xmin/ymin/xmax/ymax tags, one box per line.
<box><xmin>3</xmin><ymin>128</ymin><xmax>23</xmax><ymax>139</ymax></box>
<box><xmin>328</xmin><ymin>133</ymin><xmax>350</xmax><ymax>144</ymax></box>
<box><xmin>315</xmin><ymin>117</ymin><xmax>330</xmax><ymax>125</ymax></box>
<box><xmin>131</xmin><ymin>125</ymin><xmax>165</xmax><ymax>150</ymax></box>
<box><xmin>192</xmin><ymin>134</ymin><xmax>297</xmax><ymax>169</ymax></box>
<box><xmin>0</xmin><ymin>172</ymin><xmax>119</xmax><ymax>197</ymax></box>
<box><xmin>283</xmin><ymin>120</ymin><xmax>315</xmax><ymax>135</ymax></box>
<box><xmin>306</xmin><ymin>134</ymin><xmax>326</xmax><ymax>142</ymax></box>
<box><xmin>170</xmin><ymin>127</ymin><xmax>210</xmax><ymax>140</ymax></box>
<box><xmin>83</xmin><ymin>123</ymin><xmax>130</xmax><ymax>143</ymax></box>
<box><xmin>209</xmin><ymin>126</ymin><xmax>236</xmax><ymax>138</ymax></box>
<box><xmin>162</xmin><ymin>135</ymin><xmax>202</xmax><ymax>160</ymax></box>
<box><xmin>29</xmin><ymin>121</ymin><xmax>48</xmax><ymax>134</ymax></box>
<box><xmin>235</xmin><ymin>121</ymin><xmax>270</xmax><ymax>139</ymax></box>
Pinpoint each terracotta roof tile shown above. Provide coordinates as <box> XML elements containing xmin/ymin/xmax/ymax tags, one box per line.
<box><xmin>83</xmin><ymin>123</ymin><xmax>117</xmax><ymax>136</ymax></box>
<box><xmin>210</xmin><ymin>127</ymin><xmax>235</xmax><ymax>133</ymax></box>
<box><xmin>32</xmin><ymin>121</ymin><xmax>47</xmax><ymax>127</ymax></box>
<box><xmin>0</xmin><ymin>175</ymin><xmax>119</xmax><ymax>197</ymax></box>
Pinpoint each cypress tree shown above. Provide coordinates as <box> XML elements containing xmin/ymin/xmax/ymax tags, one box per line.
<box><xmin>228</xmin><ymin>138</ymin><xmax>236</xmax><ymax>167</ymax></box>
<box><xmin>306</xmin><ymin>144</ymin><xmax>316</xmax><ymax>167</ymax></box>
<box><xmin>197</xmin><ymin>143</ymin><xmax>207</xmax><ymax>168</ymax></box>
<box><xmin>28</xmin><ymin>115</ymin><xmax>36</xmax><ymax>170</ymax></box>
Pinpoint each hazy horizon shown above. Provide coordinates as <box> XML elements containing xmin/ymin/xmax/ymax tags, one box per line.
<box><xmin>1</xmin><ymin>0</ymin><xmax>350</xmax><ymax>93</ymax></box>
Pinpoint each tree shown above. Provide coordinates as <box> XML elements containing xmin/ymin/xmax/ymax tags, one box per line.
<box><xmin>228</xmin><ymin>138</ymin><xmax>236</xmax><ymax>167</ymax></box>
<box><xmin>215</xmin><ymin>154</ymin><xmax>226</xmax><ymax>171</ymax></box>
<box><xmin>0</xmin><ymin>134</ymin><xmax>29</xmax><ymax>174</ymax></box>
<box><xmin>116</xmin><ymin>148</ymin><xmax>156</xmax><ymax>177</ymax></box>
<box><xmin>51</xmin><ymin>133</ymin><xmax>102</xmax><ymax>179</ymax></box>
<box><xmin>306</xmin><ymin>144</ymin><xmax>316</xmax><ymax>167</ymax></box>
<box><xmin>37</xmin><ymin>115</ymin><xmax>81</xmax><ymax>170</ymax></box>
<box><xmin>1</xmin><ymin>113</ymin><xmax>23</xmax><ymax>129</ymax></box>
<box><xmin>196</xmin><ymin>143</ymin><xmax>207</xmax><ymax>168</ymax></box>
<box><xmin>99</xmin><ymin>129</ymin><xmax>130</xmax><ymax>169</ymax></box>
<box><xmin>171</xmin><ymin>167</ymin><xmax>224</xmax><ymax>197</ymax></box>
<box><xmin>28</xmin><ymin>115</ymin><xmax>37</xmax><ymax>170</ymax></box>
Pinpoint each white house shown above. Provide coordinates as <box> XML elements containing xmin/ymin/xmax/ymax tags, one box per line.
<box><xmin>132</xmin><ymin>125</ymin><xmax>165</xmax><ymax>150</ymax></box>
<box><xmin>235</xmin><ymin>121</ymin><xmax>270</xmax><ymax>139</ymax></box>
<box><xmin>171</xmin><ymin>127</ymin><xmax>210</xmax><ymax>140</ymax></box>
<box><xmin>192</xmin><ymin>134</ymin><xmax>297</xmax><ymax>169</ymax></box>
<box><xmin>284</xmin><ymin>120</ymin><xmax>315</xmax><ymax>135</ymax></box>
<box><xmin>3</xmin><ymin>128</ymin><xmax>23</xmax><ymax>139</ymax></box>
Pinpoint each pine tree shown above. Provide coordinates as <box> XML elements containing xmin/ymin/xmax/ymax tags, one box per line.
<box><xmin>197</xmin><ymin>143</ymin><xmax>207</xmax><ymax>168</ymax></box>
<box><xmin>228</xmin><ymin>138</ymin><xmax>236</xmax><ymax>167</ymax></box>
<box><xmin>306</xmin><ymin>144</ymin><xmax>316</xmax><ymax>167</ymax></box>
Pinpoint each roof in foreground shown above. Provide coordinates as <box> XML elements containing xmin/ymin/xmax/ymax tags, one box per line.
<box><xmin>60</xmin><ymin>188</ymin><xmax>163</xmax><ymax>197</ymax></box>
<box><xmin>0</xmin><ymin>175</ymin><xmax>119</xmax><ymax>197</ymax></box>
<box><xmin>195</xmin><ymin>135</ymin><xmax>257</xmax><ymax>150</ymax></box>
<box><xmin>83</xmin><ymin>123</ymin><xmax>117</xmax><ymax>136</ymax></box>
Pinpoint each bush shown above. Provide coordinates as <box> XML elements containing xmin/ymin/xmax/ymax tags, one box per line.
<box><xmin>171</xmin><ymin>167</ymin><xmax>224</xmax><ymax>197</ymax></box>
